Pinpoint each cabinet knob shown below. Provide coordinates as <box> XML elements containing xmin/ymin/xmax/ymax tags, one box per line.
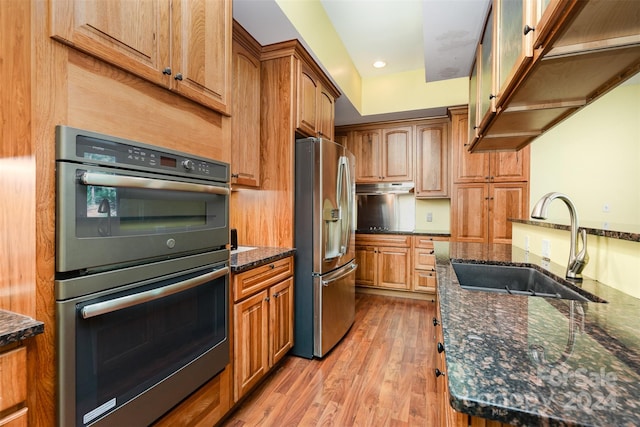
<box><xmin>231</xmin><ymin>173</ymin><xmax>239</xmax><ymax>178</ymax></box>
<box><xmin>433</xmin><ymin>317</ymin><xmax>440</xmax><ymax>326</ymax></box>
<box><xmin>269</xmin><ymin>264</ymin><xmax>275</xmax><ymax>269</ymax></box>
<box><xmin>174</xmin><ymin>73</ymin><xmax>183</xmax><ymax>81</ymax></box>
<box><xmin>435</xmin><ymin>368</ymin><xmax>445</xmax><ymax>378</ymax></box>
<box><xmin>524</xmin><ymin>25</ymin><xmax>535</xmax><ymax>35</ymax></box>
<box><xmin>489</xmin><ymin>94</ymin><xmax>496</xmax><ymax>100</ymax></box>
<box><xmin>162</xmin><ymin>67</ymin><xmax>172</xmax><ymax>75</ymax></box>
<box><xmin>437</xmin><ymin>342</ymin><xmax>445</xmax><ymax>353</ymax></box>
<box><xmin>265</xmin><ymin>297</ymin><xmax>270</xmax><ymax>302</ymax></box>
<box><xmin>273</xmin><ymin>292</ymin><xmax>279</xmax><ymax>298</ymax></box>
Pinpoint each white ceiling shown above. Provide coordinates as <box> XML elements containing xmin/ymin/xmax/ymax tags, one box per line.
<box><xmin>233</xmin><ymin>0</ymin><xmax>491</xmax><ymax>125</ymax></box>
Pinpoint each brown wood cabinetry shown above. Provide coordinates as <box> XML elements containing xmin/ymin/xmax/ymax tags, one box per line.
<box><xmin>469</xmin><ymin>0</ymin><xmax>640</xmax><ymax>151</ymax></box>
<box><xmin>412</xmin><ymin>236</ymin><xmax>448</xmax><ymax>294</ymax></box>
<box><xmin>296</xmin><ymin>61</ymin><xmax>337</xmax><ymax>140</ymax></box>
<box><xmin>231</xmin><ymin>22</ymin><xmax>261</xmax><ymax>188</ymax></box>
<box><xmin>49</xmin><ymin>0</ymin><xmax>232</xmax><ymax>115</ymax></box>
<box><xmin>451</xmin><ymin>107</ymin><xmax>529</xmax><ymax>244</ymax></box>
<box><xmin>415</xmin><ymin>119</ymin><xmax>450</xmax><ymax>198</ymax></box>
<box><xmin>232</xmin><ymin>257</ymin><xmax>294</xmax><ymax>401</ymax></box>
<box><xmin>0</xmin><ymin>347</ymin><xmax>27</xmax><ymax>427</ymax></box>
<box><xmin>355</xmin><ymin>234</ymin><xmax>411</xmax><ymax>291</ymax></box>
<box><xmin>343</xmin><ymin>123</ymin><xmax>416</xmax><ymax>183</ymax></box>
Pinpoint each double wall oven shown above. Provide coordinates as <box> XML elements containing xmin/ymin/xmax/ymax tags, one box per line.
<box><xmin>55</xmin><ymin>126</ymin><xmax>230</xmax><ymax>427</ymax></box>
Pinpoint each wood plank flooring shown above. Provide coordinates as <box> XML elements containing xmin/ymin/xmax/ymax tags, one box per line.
<box><xmin>221</xmin><ymin>293</ymin><xmax>440</xmax><ymax>426</ymax></box>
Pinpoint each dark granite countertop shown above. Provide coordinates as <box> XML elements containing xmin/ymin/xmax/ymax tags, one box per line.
<box><xmin>436</xmin><ymin>242</ymin><xmax>640</xmax><ymax>427</ymax></box>
<box><xmin>0</xmin><ymin>310</ymin><xmax>44</xmax><ymax>347</ymax></box>
<box><xmin>230</xmin><ymin>246</ymin><xmax>296</xmax><ymax>273</ymax></box>
<box><xmin>356</xmin><ymin>229</ymin><xmax>451</xmax><ymax>237</ymax></box>
<box><xmin>511</xmin><ymin>218</ymin><xmax>640</xmax><ymax>242</ymax></box>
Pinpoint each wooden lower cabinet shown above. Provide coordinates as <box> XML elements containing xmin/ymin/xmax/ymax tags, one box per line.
<box><xmin>412</xmin><ymin>236</ymin><xmax>448</xmax><ymax>294</ymax></box>
<box><xmin>435</xmin><ymin>302</ymin><xmax>515</xmax><ymax>427</ymax></box>
<box><xmin>0</xmin><ymin>346</ymin><xmax>27</xmax><ymax>427</ymax></box>
<box><xmin>355</xmin><ymin>234</ymin><xmax>411</xmax><ymax>291</ymax></box>
<box><xmin>232</xmin><ymin>257</ymin><xmax>294</xmax><ymax>402</ymax></box>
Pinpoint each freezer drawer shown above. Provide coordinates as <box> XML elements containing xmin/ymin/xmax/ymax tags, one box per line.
<box><xmin>314</xmin><ymin>261</ymin><xmax>357</xmax><ymax>357</ymax></box>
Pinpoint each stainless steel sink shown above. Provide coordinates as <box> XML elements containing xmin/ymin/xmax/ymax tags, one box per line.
<box><xmin>451</xmin><ymin>261</ymin><xmax>605</xmax><ymax>303</ymax></box>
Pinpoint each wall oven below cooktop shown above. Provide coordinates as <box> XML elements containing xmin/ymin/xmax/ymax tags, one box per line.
<box><xmin>55</xmin><ymin>126</ymin><xmax>230</xmax><ymax>427</ymax></box>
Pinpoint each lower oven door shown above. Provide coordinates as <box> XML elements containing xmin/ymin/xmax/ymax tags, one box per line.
<box><xmin>57</xmin><ymin>261</ymin><xmax>229</xmax><ymax>427</ymax></box>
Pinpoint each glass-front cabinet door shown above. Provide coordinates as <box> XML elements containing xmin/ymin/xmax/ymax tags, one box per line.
<box><xmin>494</xmin><ymin>0</ymin><xmax>534</xmax><ymax>109</ymax></box>
<box><xmin>468</xmin><ymin>48</ymin><xmax>480</xmax><ymax>147</ymax></box>
<box><xmin>531</xmin><ymin>0</ymin><xmax>568</xmax><ymax>49</ymax></box>
<box><xmin>477</xmin><ymin>6</ymin><xmax>496</xmax><ymax>131</ymax></box>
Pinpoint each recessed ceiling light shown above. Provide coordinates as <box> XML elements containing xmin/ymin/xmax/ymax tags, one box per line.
<box><xmin>373</xmin><ymin>60</ymin><xmax>386</xmax><ymax>69</ymax></box>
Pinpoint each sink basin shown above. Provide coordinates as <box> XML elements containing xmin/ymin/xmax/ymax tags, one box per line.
<box><xmin>451</xmin><ymin>261</ymin><xmax>605</xmax><ymax>303</ymax></box>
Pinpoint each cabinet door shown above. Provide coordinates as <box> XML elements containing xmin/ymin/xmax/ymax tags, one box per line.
<box><xmin>494</xmin><ymin>0</ymin><xmax>534</xmax><ymax>109</ymax></box>
<box><xmin>468</xmin><ymin>50</ymin><xmax>480</xmax><ymax>146</ymax></box>
<box><xmin>231</xmin><ymin>38</ymin><xmax>261</xmax><ymax>187</ymax></box>
<box><xmin>377</xmin><ymin>247</ymin><xmax>411</xmax><ymax>290</ymax></box>
<box><xmin>489</xmin><ymin>183</ymin><xmax>528</xmax><ymax>244</ymax></box>
<box><xmin>269</xmin><ymin>278</ymin><xmax>294</xmax><ymax>367</ymax></box>
<box><xmin>351</xmin><ymin>130</ymin><xmax>382</xmax><ymax>182</ymax></box>
<box><xmin>171</xmin><ymin>0</ymin><xmax>231</xmax><ymax>114</ymax></box>
<box><xmin>415</xmin><ymin>121</ymin><xmax>449</xmax><ymax>198</ymax></box>
<box><xmin>478</xmin><ymin>6</ymin><xmax>496</xmax><ymax>131</ymax></box>
<box><xmin>382</xmin><ymin>126</ymin><xmax>413</xmax><ymax>182</ymax></box>
<box><xmin>413</xmin><ymin>270</ymin><xmax>437</xmax><ymax>293</ymax></box>
<box><xmin>317</xmin><ymin>86</ymin><xmax>335</xmax><ymax>141</ymax></box>
<box><xmin>452</xmin><ymin>131</ymin><xmax>490</xmax><ymax>184</ymax></box>
<box><xmin>0</xmin><ymin>408</ymin><xmax>28</xmax><ymax>427</ymax></box>
<box><xmin>354</xmin><ymin>246</ymin><xmax>376</xmax><ymax>286</ymax></box>
<box><xmin>451</xmin><ymin>183</ymin><xmax>489</xmax><ymax>243</ymax></box>
<box><xmin>490</xmin><ymin>147</ymin><xmax>530</xmax><ymax>182</ymax></box>
<box><xmin>234</xmin><ymin>290</ymin><xmax>269</xmax><ymax>401</ymax></box>
<box><xmin>49</xmin><ymin>0</ymin><xmax>170</xmax><ymax>86</ymax></box>
<box><xmin>297</xmin><ymin>61</ymin><xmax>319</xmax><ymax>137</ymax></box>
<box><xmin>0</xmin><ymin>347</ymin><xmax>26</xmax><ymax>414</ymax></box>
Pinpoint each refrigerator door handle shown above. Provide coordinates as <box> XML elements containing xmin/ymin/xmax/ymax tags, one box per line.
<box><xmin>321</xmin><ymin>262</ymin><xmax>358</xmax><ymax>286</ymax></box>
<box><xmin>336</xmin><ymin>155</ymin><xmax>351</xmax><ymax>256</ymax></box>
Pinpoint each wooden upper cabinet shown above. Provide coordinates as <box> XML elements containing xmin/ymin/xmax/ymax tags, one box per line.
<box><xmin>381</xmin><ymin>126</ymin><xmax>413</xmax><ymax>182</ymax></box>
<box><xmin>350</xmin><ymin>130</ymin><xmax>382</xmax><ymax>182</ymax></box>
<box><xmin>318</xmin><ymin>86</ymin><xmax>335</xmax><ymax>141</ymax></box>
<box><xmin>231</xmin><ymin>23</ymin><xmax>261</xmax><ymax>188</ymax></box>
<box><xmin>297</xmin><ymin>61</ymin><xmax>319</xmax><ymax>137</ymax></box>
<box><xmin>494</xmin><ymin>0</ymin><xmax>534</xmax><ymax>109</ymax></box>
<box><xmin>477</xmin><ymin>6</ymin><xmax>496</xmax><ymax>132</ymax></box>
<box><xmin>296</xmin><ymin>61</ymin><xmax>337</xmax><ymax>140</ymax></box>
<box><xmin>49</xmin><ymin>0</ymin><xmax>232</xmax><ymax>115</ymax></box>
<box><xmin>170</xmin><ymin>0</ymin><xmax>231</xmax><ymax>113</ymax></box>
<box><xmin>470</xmin><ymin>0</ymin><xmax>640</xmax><ymax>152</ymax></box>
<box><xmin>415</xmin><ymin>119</ymin><xmax>449</xmax><ymax>198</ymax></box>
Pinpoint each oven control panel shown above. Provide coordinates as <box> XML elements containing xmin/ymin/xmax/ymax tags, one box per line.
<box><xmin>56</xmin><ymin>125</ymin><xmax>229</xmax><ymax>183</ymax></box>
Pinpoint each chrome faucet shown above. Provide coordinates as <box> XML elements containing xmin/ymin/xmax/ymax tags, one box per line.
<box><xmin>531</xmin><ymin>192</ymin><xmax>589</xmax><ymax>281</ymax></box>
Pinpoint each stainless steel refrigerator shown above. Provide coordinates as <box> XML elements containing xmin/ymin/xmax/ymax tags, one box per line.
<box><xmin>293</xmin><ymin>137</ymin><xmax>357</xmax><ymax>358</ymax></box>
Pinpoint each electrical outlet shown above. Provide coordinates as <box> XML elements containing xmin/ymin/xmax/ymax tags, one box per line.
<box><xmin>426</xmin><ymin>212</ymin><xmax>433</xmax><ymax>222</ymax></box>
<box><xmin>542</xmin><ymin>239</ymin><xmax>551</xmax><ymax>258</ymax></box>
<box><xmin>602</xmin><ymin>203</ymin><xmax>610</xmax><ymax>213</ymax></box>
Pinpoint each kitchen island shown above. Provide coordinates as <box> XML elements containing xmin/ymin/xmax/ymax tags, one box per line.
<box><xmin>435</xmin><ymin>242</ymin><xmax>640</xmax><ymax>426</ymax></box>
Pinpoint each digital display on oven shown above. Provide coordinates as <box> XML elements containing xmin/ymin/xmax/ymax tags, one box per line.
<box><xmin>84</xmin><ymin>153</ymin><xmax>116</xmax><ymax>163</ymax></box>
<box><xmin>160</xmin><ymin>156</ymin><xmax>177</xmax><ymax>167</ymax></box>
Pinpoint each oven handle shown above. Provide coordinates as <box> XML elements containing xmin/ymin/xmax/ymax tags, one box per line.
<box><xmin>80</xmin><ymin>171</ymin><xmax>230</xmax><ymax>195</ymax></box>
<box><xmin>81</xmin><ymin>266</ymin><xmax>229</xmax><ymax>319</ymax></box>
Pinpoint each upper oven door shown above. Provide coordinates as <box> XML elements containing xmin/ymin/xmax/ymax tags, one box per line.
<box><xmin>56</xmin><ymin>162</ymin><xmax>229</xmax><ymax>272</ymax></box>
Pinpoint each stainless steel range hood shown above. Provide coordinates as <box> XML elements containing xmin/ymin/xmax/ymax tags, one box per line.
<box><xmin>355</xmin><ymin>182</ymin><xmax>414</xmax><ymax>194</ymax></box>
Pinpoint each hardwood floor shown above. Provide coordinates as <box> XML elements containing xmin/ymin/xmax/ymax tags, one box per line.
<box><xmin>221</xmin><ymin>293</ymin><xmax>440</xmax><ymax>426</ymax></box>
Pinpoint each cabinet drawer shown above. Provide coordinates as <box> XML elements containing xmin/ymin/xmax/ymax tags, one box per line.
<box><xmin>0</xmin><ymin>347</ymin><xmax>27</xmax><ymax>413</ymax></box>
<box><xmin>233</xmin><ymin>257</ymin><xmax>293</xmax><ymax>302</ymax></box>
<box><xmin>414</xmin><ymin>248</ymin><xmax>436</xmax><ymax>270</ymax></box>
<box><xmin>413</xmin><ymin>270</ymin><xmax>437</xmax><ymax>293</ymax></box>
<box><xmin>412</xmin><ymin>235</ymin><xmax>448</xmax><ymax>248</ymax></box>
<box><xmin>355</xmin><ymin>234</ymin><xmax>411</xmax><ymax>248</ymax></box>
